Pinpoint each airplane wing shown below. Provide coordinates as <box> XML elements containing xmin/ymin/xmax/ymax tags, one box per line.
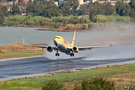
<box><xmin>25</xmin><ymin>43</ymin><xmax>58</xmax><ymax>50</ymax></box>
<box><xmin>78</xmin><ymin>44</ymin><xmax>112</xmax><ymax>51</ymax></box>
<box><xmin>67</xmin><ymin>44</ymin><xmax>112</xmax><ymax>51</ymax></box>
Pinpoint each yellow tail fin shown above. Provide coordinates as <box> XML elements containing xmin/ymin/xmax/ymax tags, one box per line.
<box><xmin>71</xmin><ymin>31</ymin><xmax>76</xmax><ymax>47</ymax></box>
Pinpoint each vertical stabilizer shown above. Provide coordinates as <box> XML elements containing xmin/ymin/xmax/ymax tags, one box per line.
<box><xmin>71</xmin><ymin>31</ymin><xmax>76</xmax><ymax>47</ymax></box>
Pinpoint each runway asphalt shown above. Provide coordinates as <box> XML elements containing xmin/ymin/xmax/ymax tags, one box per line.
<box><xmin>0</xmin><ymin>55</ymin><xmax>135</xmax><ymax>81</ymax></box>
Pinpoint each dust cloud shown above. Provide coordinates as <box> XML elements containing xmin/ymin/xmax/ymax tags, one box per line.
<box><xmin>44</xmin><ymin>23</ymin><xmax>135</xmax><ymax>60</ymax></box>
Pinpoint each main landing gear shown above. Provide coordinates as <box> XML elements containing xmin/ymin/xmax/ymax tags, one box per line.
<box><xmin>70</xmin><ymin>53</ymin><xmax>74</xmax><ymax>57</ymax></box>
<box><xmin>55</xmin><ymin>50</ymin><xmax>59</xmax><ymax>56</ymax></box>
<box><xmin>55</xmin><ymin>53</ymin><xmax>59</xmax><ymax>56</ymax></box>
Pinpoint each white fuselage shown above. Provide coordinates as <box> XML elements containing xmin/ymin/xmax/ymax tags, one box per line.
<box><xmin>54</xmin><ymin>41</ymin><xmax>71</xmax><ymax>54</ymax></box>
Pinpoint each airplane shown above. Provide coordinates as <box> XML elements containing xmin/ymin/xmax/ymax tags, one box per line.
<box><xmin>26</xmin><ymin>31</ymin><xmax>112</xmax><ymax>57</ymax></box>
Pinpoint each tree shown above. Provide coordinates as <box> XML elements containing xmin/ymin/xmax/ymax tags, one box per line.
<box><xmin>93</xmin><ymin>1</ymin><xmax>106</xmax><ymax>15</ymax></box>
<box><xmin>18</xmin><ymin>0</ymin><xmax>25</xmax><ymax>6</ymax></box>
<box><xmin>78</xmin><ymin>2</ymin><xmax>93</xmax><ymax>15</ymax></box>
<box><xmin>102</xmin><ymin>2</ymin><xmax>116</xmax><ymax>15</ymax></box>
<box><xmin>1</xmin><ymin>6</ymin><xmax>8</xmax><ymax>16</ymax></box>
<box><xmin>12</xmin><ymin>5</ymin><xmax>21</xmax><ymax>15</ymax></box>
<box><xmin>6</xmin><ymin>0</ymin><xmax>13</xmax><ymax>1</ymax></box>
<box><xmin>129</xmin><ymin>0</ymin><xmax>135</xmax><ymax>9</ymax></box>
<box><xmin>121</xmin><ymin>4</ymin><xmax>131</xmax><ymax>16</ymax></box>
<box><xmin>26</xmin><ymin>3</ymin><xmax>36</xmax><ymax>16</ymax></box>
<box><xmin>59</xmin><ymin>0</ymin><xmax>79</xmax><ymax>16</ymax></box>
<box><xmin>97</xmin><ymin>7</ymin><xmax>105</xmax><ymax>15</ymax></box>
<box><xmin>89</xmin><ymin>8</ymin><xmax>97</xmax><ymax>22</ymax></box>
<box><xmin>131</xmin><ymin>9</ymin><xmax>135</xmax><ymax>17</ymax></box>
<box><xmin>115</xmin><ymin>1</ymin><xmax>123</xmax><ymax>15</ymax></box>
<box><xmin>93</xmin><ymin>1</ymin><xmax>100</xmax><ymax>8</ymax></box>
<box><xmin>28</xmin><ymin>0</ymin><xmax>32</xmax><ymax>4</ymax></box>
<box><xmin>115</xmin><ymin>2</ymin><xmax>131</xmax><ymax>16</ymax></box>
<box><xmin>42</xmin><ymin>4</ymin><xmax>60</xmax><ymax>18</ymax></box>
<box><xmin>78</xmin><ymin>5</ymin><xmax>88</xmax><ymax>15</ymax></box>
<box><xmin>0</xmin><ymin>13</ymin><xmax>5</xmax><ymax>24</ymax></box>
<box><xmin>33</xmin><ymin>0</ymin><xmax>38</xmax><ymax>4</ymax></box>
<box><xmin>60</xmin><ymin>2</ymin><xmax>71</xmax><ymax>16</ymax></box>
<box><xmin>130</xmin><ymin>9</ymin><xmax>135</xmax><ymax>21</ymax></box>
<box><xmin>34</xmin><ymin>1</ymin><xmax>44</xmax><ymax>16</ymax></box>
<box><xmin>70</xmin><ymin>0</ymin><xmax>79</xmax><ymax>15</ymax></box>
<box><xmin>27</xmin><ymin>1</ymin><xmax>59</xmax><ymax>17</ymax></box>
<box><xmin>13</xmin><ymin>0</ymin><xmax>15</xmax><ymax>6</ymax></box>
<box><xmin>35</xmin><ymin>8</ymin><xmax>41</xmax><ymax>16</ymax></box>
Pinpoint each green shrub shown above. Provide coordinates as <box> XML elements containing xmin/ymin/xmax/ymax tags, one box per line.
<box><xmin>26</xmin><ymin>12</ymin><xmax>33</xmax><ymax>16</ymax></box>
<box><xmin>74</xmin><ymin>77</ymin><xmax>115</xmax><ymax>90</ymax></box>
<box><xmin>39</xmin><ymin>17</ymin><xmax>52</xmax><ymax>26</ymax></box>
<box><xmin>54</xmin><ymin>24</ymin><xmax>58</xmax><ymax>29</ymax></box>
<box><xmin>82</xmin><ymin>24</ymin><xmax>86</xmax><ymax>29</ymax></box>
<box><xmin>39</xmin><ymin>20</ymin><xmax>50</xmax><ymax>26</ymax></box>
<box><xmin>96</xmin><ymin>15</ymin><xmax>131</xmax><ymax>22</ymax></box>
<box><xmin>33</xmin><ymin>19</ymin><xmax>40</xmax><ymax>26</ymax></box>
<box><xmin>2</xmin><ymin>21</ymin><xmax>12</xmax><ymax>26</ymax></box>
<box><xmin>0</xmin><ymin>50</ymin><xmax>4</xmax><ymax>54</ymax></box>
<box><xmin>40</xmin><ymin>20</ymin><xmax>47</xmax><ymax>26</ymax></box>
<box><xmin>0</xmin><ymin>13</ymin><xmax>5</xmax><ymax>24</ymax></box>
<box><xmin>79</xmin><ymin>18</ymin><xmax>84</xmax><ymax>23</ymax></box>
<box><xmin>24</xmin><ymin>20</ymin><xmax>35</xmax><ymax>26</ymax></box>
<box><xmin>23</xmin><ymin>15</ymin><xmax>32</xmax><ymax>22</ymax></box>
<box><xmin>42</xmin><ymin>79</ymin><xmax>65</xmax><ymax>90</ymax></box>
<box><xmin>0</xmin><ymin>49</ymin><xmax>6</xmax><ymax>53</ymax></box>
<box><xmin>2</xmin><ymin>20</ymin><xmax>20</xmax><ymax>26</ymax></box>
<box><xmin>69</xmin><ymin>16</ymin><xmax>79</xmax><ymax>24</ymax></box>
<box><xmin>67</xmin><ymin>26</ymin><xmax>71</xmax><ymax>30</ymax></box>
<box><xmin>7</xmin><ymin>15</ymin><xmax>24</xmax><ymax>21</ymax></box>
<box><xmin>52</xmin><ymin>17</ymin><xmax>68</xmax><ymax>24</ymax></box>
<box><xmin>52</xmin><ymin>16</ymin><xmax>90</xmax><ymax>25</ymax></box>
<box><xmin>50</xmin><ymin>22</ymin><xmax>55</xmax><ymax>26</ymax></box>
<box><xmin>79</xmin><ymin>16</ymin><xmax>89</xmax><ymax>23</ymax></box>
<box><xmin>11</xmin><ymin>21</ymin><xmax>20</xmax><ymax>25</ymax></box>
<box><xmin>97</xmin><ymin>17</ymin><xmax>108</xmax><ymax>22</ymax></box>
<box><xmin>52</xmin><ymin>17</ymin><xmax>58</xmax><ymax>23</ymax></box>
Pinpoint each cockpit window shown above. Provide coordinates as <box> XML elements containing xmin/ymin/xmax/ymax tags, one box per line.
<box><xmin>54</xmin><ymin>37</ymin><xmax>60</xmax><ymax>39</ymax></box>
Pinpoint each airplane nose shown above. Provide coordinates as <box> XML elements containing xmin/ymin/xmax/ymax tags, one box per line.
<box><xmin>54</xmin><ymin>40</ymin><xmax>58</xmax><ymax>46</ymax></box>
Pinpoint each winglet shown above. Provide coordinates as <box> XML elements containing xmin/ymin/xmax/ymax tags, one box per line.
<box><xmin>71</xmin><ymin>31</ymin><xmax>76</xmax><ymax>47</ymax></box>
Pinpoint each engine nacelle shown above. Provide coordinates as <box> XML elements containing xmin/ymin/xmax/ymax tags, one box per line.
<box><xmin>47</xmin><ymin>46</ymin><xmax>53</xmax><ymax>52</ymax></box>
<box><xmin>73</xmin><ymin>47</ymin><xmax>79</xmax><ymax>53</ymax></box>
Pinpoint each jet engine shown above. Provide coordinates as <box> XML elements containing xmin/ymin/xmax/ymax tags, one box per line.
<box><xmin>73</xmin><ymin>47</ymin><xmax>79</xmax><ymax>53</ymax></box>
<box><xmin>47</xmin><ymin>46</ymin><xmax>53</xmax><ymax>52</ymax></box>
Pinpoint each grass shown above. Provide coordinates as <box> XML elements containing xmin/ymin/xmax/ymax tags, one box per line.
<box><xmin>0</xmin><ymin>42</ymin><xmax>46</xmax><ymax>59</ymax></box>
<box><xmin>0</xmin><ymin>64</ymin><xmax>135</xmax><ymax>90</ymax></box>
<box><xmin>0</xmin><ymin>50</ymin><xmax>44</xmax><ymax>59</ymax></box>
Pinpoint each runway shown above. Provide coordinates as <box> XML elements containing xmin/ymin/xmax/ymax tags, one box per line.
<box><xmin>0</xmin><ymin>55</ymin><xmax>135</xmax><ymax>81</ymax></box>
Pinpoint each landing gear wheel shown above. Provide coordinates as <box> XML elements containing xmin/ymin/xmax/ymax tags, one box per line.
<box><xmin>70</xmin><ymin>53</ymin><xmax>74</xmax><ymax>57</ymax></box>
<box><xmin>55</xmin><ymin>53</ymin><xmax>60</xmax><ymax>56</ymax></box>
<box><xmin>55</xmin><ymin>53</ymin><xmax>57</xmax><ymax>56</ymax></box>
